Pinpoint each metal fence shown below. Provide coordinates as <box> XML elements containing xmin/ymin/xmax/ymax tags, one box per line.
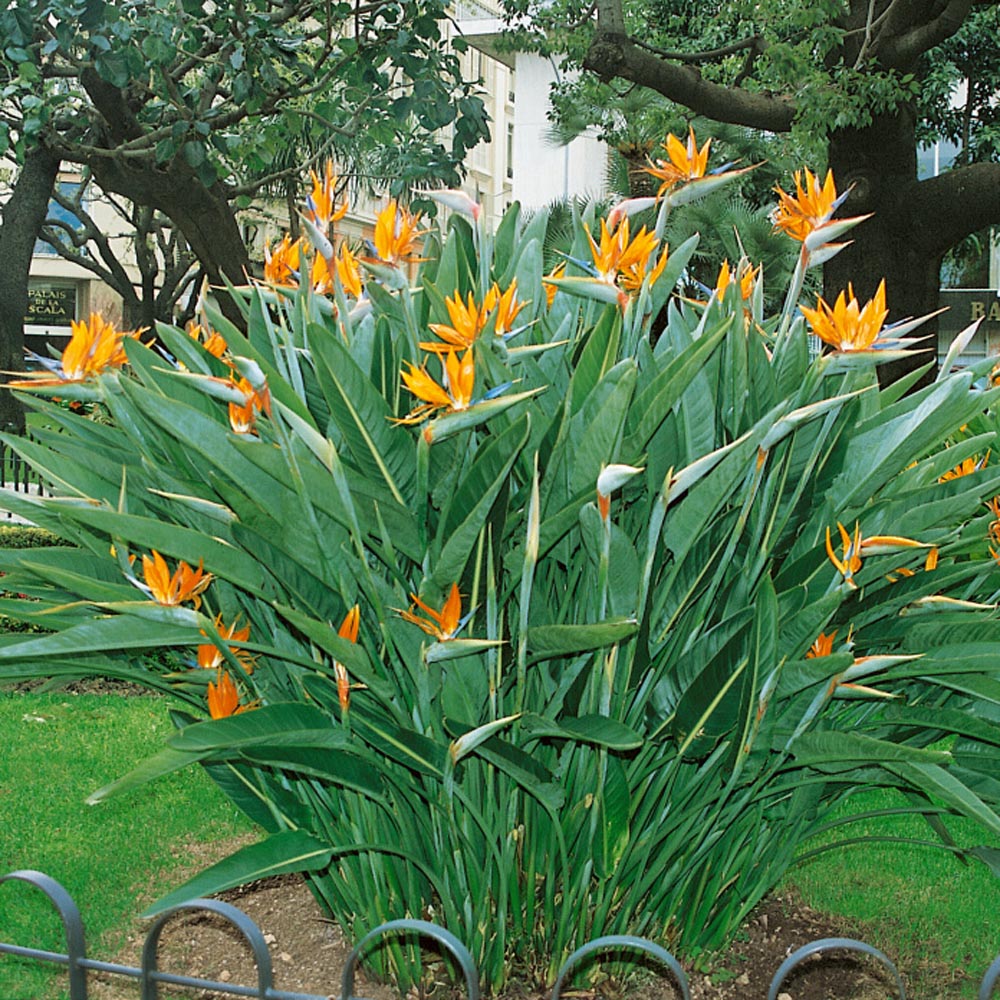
<box><xmin>2</xmin><ymin>870</ymin><xmax>999</xmax><ymax>1000</ymax></box>
<box><xmin>0</xmin><ymin>434</ymin><xmax>45</xmax><ymax>520</ymax></box>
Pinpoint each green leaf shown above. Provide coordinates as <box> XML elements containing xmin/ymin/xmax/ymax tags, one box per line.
<box><xmin>88</xmin><ymin>745</ymin><xmax>204</xmax><ymax>802</ymax></box>
<box><xmin>0</xmin><ymin>615</ymin><xmax>199</xmax><ymax>661</ymax></box>
<box><xmin>310</xmin><ymin>331</ymin><xmax>414</xmax><ymax>504</ymax></box>
<box><xmin>351</xmin><ymin>710</ymin><xmax>448</xmax><ymax>777</ymax></box>
<box><xmin>526</xmin><ymin>617</ymin><xmax>638</xmax><ymax>659</ymax></box>
<box><xmin>888</xmin><ymin>761</ymin><xmax>1000</xmax><ymax>838</ymax></box>
<box><xmin>168</xmin><ymin>703</ymin><xmax>339</xmax><ymax>751</ymax></box>
<box><xmin>520</xmin><ymin>713</ymin><xmax>642</xmax><ymax>750</ymax></box>
<box><xmin>791</xmin><ymin>732</ymin><xmax>952</xmax><ymax>768</ymax></box>
<box><xmin>142</xmin><ymin>830</ymin><xmax>333</xmax><ymax>916</ymax></box>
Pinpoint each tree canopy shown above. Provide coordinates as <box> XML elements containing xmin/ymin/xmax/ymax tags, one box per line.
<box><xmin>2</xmin><ymin>0</ymin><xmax>488</xmax><ymax>275</ymax></box>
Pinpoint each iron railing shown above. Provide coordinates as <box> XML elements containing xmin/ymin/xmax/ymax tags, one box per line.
<box><xmin>2</xmin><ymin>869</ymin><xmax>999</xmax><ymax>1000</ymax></box>
<box><xmin>0</xmin><ymin>431</ymin><xmax>45</xmax><ymax>520</ymax></box>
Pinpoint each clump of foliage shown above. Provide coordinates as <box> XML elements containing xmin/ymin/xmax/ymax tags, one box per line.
<box><xmin>1</xmin><ymin>151</ymin><xmax>999</xmax><ymax>992</ymax></box>
<box><xmin>0</xmin><ymin>525</ymin><xmax>62</xmax><ymax>549</ymax></box>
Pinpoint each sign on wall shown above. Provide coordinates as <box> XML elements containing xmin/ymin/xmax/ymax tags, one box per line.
<box><xmin>26</xmin><ymin>282</ymin><xmax>77</xmax><ymax>327</ymax></box>
<box><xmin>938</xmin><ymin>289</ymin><xmax>1000</xmax><ymax>358</ymax></box>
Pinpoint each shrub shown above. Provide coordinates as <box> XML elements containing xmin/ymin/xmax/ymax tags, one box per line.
<box><xmin>1</xmin><ymin>155</ymin><xmax>999</xmax><ymax>991</ymax></box>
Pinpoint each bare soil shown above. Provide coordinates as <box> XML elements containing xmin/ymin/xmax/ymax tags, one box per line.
<box><xmin>85</xmin><ymin>837</ymin><xmax>923</xmax><ymax>1000</ymax></box>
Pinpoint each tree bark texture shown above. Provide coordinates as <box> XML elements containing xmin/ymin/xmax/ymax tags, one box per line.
<box><xmin>0</xmin><ymin>143</ymin><xmax>61</xmax><ymax>432</ymax></box>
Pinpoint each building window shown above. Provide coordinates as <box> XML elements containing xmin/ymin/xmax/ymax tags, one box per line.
<box><xmin>506</xmin><ymin>124</ymin><xmax>514</xmax><ymax>179</ymax></box>
<box><xmin>34</xmin><ymin>181</ymin><xmax>85</xmax><ymax>257</ymax></box>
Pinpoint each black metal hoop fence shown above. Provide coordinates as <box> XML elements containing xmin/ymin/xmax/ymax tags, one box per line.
<box><xmin>2</xmin><ymin>870</ymin><xmax>999</xmax><ymax>1000</ymax></box>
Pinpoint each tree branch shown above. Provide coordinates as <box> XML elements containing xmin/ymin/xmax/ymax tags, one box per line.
<box><xmin>631</xmin><ymin>34</ymin><xmax>767</xmax><ymax>66</ymax></box>
<box><xmin>907</xmin><ymin>161</ymin><xmax>1000</xmax><ymax>257</ymax></box>
<box><xmin>879</xmin><ymin>0</ymin><xmax>975</xmax><ymax>68</ymax></box>
<box><xmin>585</xmin><ymin>0</ymin><xmax>796</xmax><ymax>132</ymax></box>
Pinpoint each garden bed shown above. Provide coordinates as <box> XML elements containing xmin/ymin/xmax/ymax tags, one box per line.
<box><xmin>88</xmin><ymin>865</ymin><xmax>902</xmax><ymax>1000</ymax></box>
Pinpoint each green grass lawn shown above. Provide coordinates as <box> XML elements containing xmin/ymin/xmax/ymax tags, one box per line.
<box><xmin>0</xmin><ymin>690</ymin><xmax>254</xmax><ymax>1000</ymax></box>
<box><xmin>2</xmin><ymin>690</ymin><xmax>998</xmax><ymax>1000</ymax></box>
<box><xmin>783</xmin><ymin>789</ymin><xmax>1000</xmax><ymax>998</ymax></box>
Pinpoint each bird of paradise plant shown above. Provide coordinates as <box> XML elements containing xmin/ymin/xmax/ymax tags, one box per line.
<box><xmin>825</xmin><ymin>521</ymin><xmax>925</xmax><ymax>588</ymax></box>
<box><xmin>334</xmin><ymin>604</ymin><xmax>360</xmax><ymax>713</ymax></box>
<box><xmin>3</xmin><ymin>158</ymin><xmax>1000</xmax><ymax>999</ymax></box>
<box><xmin>306</xmin><ymin>160</ymin><xmax>349</xmax><ymax>229</ymax></box>
<box><xmin>186</xmin><ymin>321</ymin><xmax>228</xmax><ymax>359</ymax></box>
<box><xmin>398</xmin><ymin>583</ymin><xmax>464</xmax><ymax>640</ymax></box>
<box><xmin>801</xmin><ymin>280</ymin><xmax>891</xmax><ymax>352</ymax></box>
<box><xmin>772</xmin><ymin>167</ymin><xmax>844</xmax><ymax>243</ymax></box>
<box><xmin>263</xmin><ymin>234</ymin><xmax>303</xmax><ymax>287</ymax></box>
<box><xmin>423</xmin><ymin>291</ymin><xmax>490</xmax><ymax>353</ymax></box>
<box><xmin>939</xmin><ymin>451</ymin><xmax>990</xmax><ymax>482</ymax></box>
<box><xmin>485</xmin><ymin>280</ymin><xmax>528</xmax><ymax>337</ymax></box>
<box><xmin>715</xmin><ymin>259</ymin><xmax>759</xmax><ymax>300</ymax></box>
<box><xmin>197</xmin><ymin>614</ymin><xmax>254</xmax><ymax>672</ymax></box>
<box><xmin>370</xmin><ymin>198</ymin><xmax>425</xmax><ymax>266</ymax></box>
<box><xmin>207</xmin><ymin>668</ymin><xmax>256</xmax><ymax>719</ymax></box>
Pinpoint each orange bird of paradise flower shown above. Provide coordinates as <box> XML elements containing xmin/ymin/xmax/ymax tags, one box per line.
<box><xmin>186</xmin><ymin>321</ymin><xmax>228</xmax><ymax>359</ymax></box>
<box><xmin>825</xmin><ymin>522</ymin><xmax>923</xmax><ymax>588</ymax></box>
<box><xmin>543</xmin><ymin>263</ymin><xmax>566</xmax><ymax>308</ymax></box>
<box><xmin>371</xmin><ymin>200</ymin><xmax>425</xmax><ymax>266</ymax></box>
<box><xmin>398</xmin><ymin>583</ymin><xmax>463</xmax><ymax>640</ymax></box>
<box><xmin>398</xmin><ymin>350</ymin><xmax>475</xmax><ymax>424</ymax></box>
<box><xmin>306</xmin><ymin>161</ymin><xmax>349</xmax><ymax>229</ymax></box>
<box><xmin>333</xmin><ymin>604</ymin><xmax>360</xmax><ymax>712</ymax></box>
<box><xmin>9</xmin><ymin>313</ymin><xmax>143</xmax><ymax>388</ymax></box>
<box><xmin>715</xmin><ymin>260</ymin><xmax>760</xmax><ymax>301</ymax></box>
<box><xmin>263</xmin><ymin>235</ymin><xmax>303</xmax><ymax>287</ymax></box>
<box><xmin>422</xmin><ymin>291</ymin><xmax>490</xmax><ymax>353</ymax></box>
<box><xmin>142</xmin><ymin>550</ymin><xmax>213</xmax><ymax>609</ymax></box>
<box><xmin>806</xmin><ymin>630</ymin><xmax>837</xmax><ymax>658</ymax></box>
<box><xmin>228</xmin><ymin>375</ymin><xmax>272</xmax><ymax>435</ymax></box>
<box><xmin>800</xmin><ymin>280</ymin><xmax>890</xmax><ymax>352</ymax></box>
<box><xmin>207</xmin><ymin>668</ymin><xmax>257</xmax><ymax>719</ymax></box>
<box><xmin>644</xmin><ymin>128</ymin><xmax>712</xmax><ymax>198</ymax></box>
<box><xmin>485</xmin><ymin>280</ymin><xmax>529</xmax><ymax>337</ymax></box>
<box><xmin>772</xmin><ymin>168</ymin><xmax>841</xmax><ymax>243</ymax></box>
<box><xmin>335</xmin><ymin>244</ymin><xmax>364</xmax><ymax>299</ymax></box>
<box><xmin>939</xmin><ymin>452</ymin><xmax>989</xmax><ymax>482</ymax></box>
<box><xmin>586</xmin><ymin>216</ymin><xmax>662</xmax><ymax>291</ymax></box>
<box><xmin>198</xmin><ymin>614</ymin><xmax>254</xmax><ymax>672</ymax></box>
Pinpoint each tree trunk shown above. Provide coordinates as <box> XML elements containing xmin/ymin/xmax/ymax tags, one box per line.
<box><xmin>825</xmin><ymin>110</ymin><xmax>942</xmax><ymax>389</ymax></box>
<box><xmin>86</xmin><ymin>157</ymin><xmax>250</xmax><ymax>326</ymax></box>
<box><xmin>0</xmin><ymin>143</ymin><xmax>61</xmax><ymax>433</ymax></box>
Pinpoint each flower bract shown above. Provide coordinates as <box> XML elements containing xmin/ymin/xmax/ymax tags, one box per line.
<box><xmin>398</xmin><ymin>583</ymin><xmax>463</xmax><ymax>640</ymax></box>
<box><xmin>645</xmin><ymin>128</ymin><xmax>711</xmax><ymax>197</ymax></box>
<box><xmin>399</xmin><ymin>350</ymin><xmax>475</xmax><ymax>424</ymax></box>
<box><xmin>800</xmin><ymin>281</ymin><xmax>890</xmax><ymax>352</ymax></box>
<box><xmin>141</xmin><ymin>551</ymin><xmax>212</xmax><ymax>609</ymax></box>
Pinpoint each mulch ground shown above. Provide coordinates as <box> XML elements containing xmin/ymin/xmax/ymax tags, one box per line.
<box><xmin>84</xmin><ymin>847</ymin><xmax>916</xmax><ymax>1000</ymax></box>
